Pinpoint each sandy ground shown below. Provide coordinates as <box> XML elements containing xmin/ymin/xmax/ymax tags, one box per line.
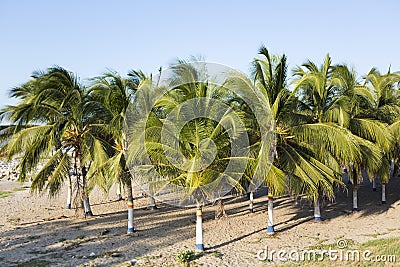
<box><xmin>0</xmin><ymin>175</ymin><xmax>399</xmax><ymax>267</ymax></box>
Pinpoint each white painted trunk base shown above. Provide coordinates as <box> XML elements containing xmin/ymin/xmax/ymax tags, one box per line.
<box><xmin>390</xmin><ymin>160</ymin><xmax>395</xmax><ymax>177</ymax></box>
<box><xmin>127</xmin><ymin>200</ymin><xmax>134</xmax><ymax>233</ymax></box>
<box><xmin>267</xmin><ymin>193</ymin><xmax>274</xmax><ymax>234</ymax></box>
<box><xmin>353</xmin><ymin>189</ymin><xmax>358</xmax><ymax>211</ymax></box>
<box><xmin>382</xmin><ymin>184</ymin><xmax>386</xmax><ymax>204</ymax></box>
<box><xmin>195</xmin><ymin>207</ymin><xmax>204</xmax><ymax>251</ymax></box>
<box><xmin>314</xmin><ymin>200</ymin><xmax>322</xmax><ymax>222</ymax></box>
<box><xmin>66</xmin><ymin>183</ymin><xmax>72</xmax><ymax>209</ymax></box>
<box><xmin>116</xmin><ymin>182</ymin><xmax>122</xmax><ymax>201</ymax></box>
<box><xmin>249</xmin><ymin>191</ymin><xmax>254</xmax><ymax>212</ymax></box>
<box><xmin>150</xmin><ymin>196</ymin><xmax>157</xmax><ymax>209</ymax></box>
<box><xmin>83</xmin><ymin>195</ymin><xmax>93</xmax><ymax>216</ymax></box>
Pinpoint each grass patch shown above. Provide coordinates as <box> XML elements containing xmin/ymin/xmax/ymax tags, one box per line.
<box><xmin>27</xmin><ymin>235</ymin><xmax>40</xmax><ymax>241</ymax></box>
<box><xmin>22</xmin><ymin>259</ymin><xmax>53</xmax><ymax>267</ymax></box>
<box><xmin>12</xmin><ymin>186</ymin><xmax>29</xmax><ymax>192</ymax></box>
<box><xmin>112</xmin><ymin>261</ymin><xmax>136</xmax><ymax>267</ymax></box>
<box><xmin>137</xmin><ymin>254</ymin><xmax>162</xmax><ymax>261</ymax></box>
<box><xmin>0</xmin><ymin>191</ymin><xmax>12</xmax><ymax>198</ymax></box>
<box><xmin>6</xmin><ymin>259</ymin><xmax>53</xmax><ymax>267</ymax></box>
<box><xmin>280</xmin><ymin>237</ymin><xmax>399</xmax><ymax>267</ymax></box>
<box><xmin>209</xmin><ymin>251</ymin><xmax>223</xmax><ymax>258</ymax></box>
<box><xmin>308</xmin><ymin>238</ymin><xmax>356</xmax><ymax>250</ymax></box>
<box><xmin>360</xmin><ymin>237</ymin><xmax>400</xmax><ymax>257</ymax></box>
<box><xmin>175</xmin><ymin>250</ymin><xmax>196</xmax><ymax>266</ymax></box>
<box><xmin>6</xmin><ymin>217</ymin><xmax>20</xmax><ymax>224</ymax></box>
<box><xmin>26</xmin><ymin>249</ymin><xmax>54</xmax><ymax>255</ymax></box>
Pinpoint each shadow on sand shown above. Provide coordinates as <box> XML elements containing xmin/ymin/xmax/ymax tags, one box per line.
<box><xmin>0</xmin><ymin>175</ymin><xmax>399</xmax><ymax>266</ymax></box>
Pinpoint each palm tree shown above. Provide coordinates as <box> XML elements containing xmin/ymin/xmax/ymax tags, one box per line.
<box><xmin>233</xmin><ymin>47</ymin><xmax>347</xmax><ymax>229</ymax></box>
<box><xmin>363</xmin><ymin>68</ymin><xmax>400</xmax><ymax>204</ymax></box>
<box><xmin>1</xmin><ymin>66</ymin><xmax>110</xmax><ymax>216</ymax></box>
<box><xmin>127</xmin><ymin>60</ymin><xmax>266</xmax><ymax>250</ymax></box>
<box><xmin>332</xmin><ymin>65</ymin><xmax>393</xmax><ymax>211</ymax></box>
<box><xmin>89</xmin><ymin>69</ymin><xmax>142</xmax><ymax>232</ymax></box>
<box><xmin>249</xmin><ymin>46</ymin><xmax>289</xmax><ymax>231</ymax></box>
<box><xmin>291</xmin><ymin>54</ymin><xmax>381</xmax><ymax>220</ymax></box>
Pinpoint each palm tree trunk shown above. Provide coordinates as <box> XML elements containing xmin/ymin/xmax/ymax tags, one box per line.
<box><xmin>127</xmin><ymin>180</ymin><xmax>135</xmax><ymax>233</ymax></box>
<box><xmin>352</xmin><ymin>185</ymin><xmax>359</xmax><ymax>212</ymax></box>
<box><xmin>116</xmin><ymin>181</ymin><xmax>122</xmax><ymax>201</ymax></box>
<box><xmin>267</xmin><ymin>189</ymin><xmax>274</xmax><ymax>234</ymax></box>
<box><xmin>81</xmin><ymin>163</ymin><xmax>93</xmax><ymax>217</ymax></box>
<box><xmin>214</xmin><ymin>198</ymin><xmax>227</xmax><ymax>220</ymax></box>
<box><xmin>249</xmin><ymin>191</ymin><xmax>254</xmax><ymax>213</ymax></box>
<box><xmin>82</xmin><ymin>191</ymin><xmax>93</xmax><ymax>216</ymax></box>
<box><xmin>149</xmin><ymin>196</ymin><xmax>157</xmax><ymax>210</ymax></box>
<box><xmin>314</xmin><ymin>198</ymin><xmax>322</xmax><ymax>222</ymax></box>
<box><xmin>381</xmin><ymin>183</ymin><xmax>386</xmax><ymax>204</ymax></box>
<box><xmin>390</xmin><ymin>159</ymin><xmax>395</xmax><ymax>177</ymax></box>
<box><xmin>66</xmin><ymin>178</ymin><xmax>72</xmax><ymax>209</ymax></box>
<box><xmin>195</xmin><ymin>205</ymin><xmax>204</xmax><ymax>251</ymax></box>
<box><xmin>372</xmin><ymin>178</ymin><xmax>377</xmax><ymax>191</ymax></box>
<box><xmin>342</xmin><ymin>166</ymin><xmax>350</xmax><ymax>184</ymax></box>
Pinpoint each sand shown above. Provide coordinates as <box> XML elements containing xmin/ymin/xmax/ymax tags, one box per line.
<box><xmin>0</xmin><ymin>175</ymin><xmax>399</xmax><ymax>266</ymax></box>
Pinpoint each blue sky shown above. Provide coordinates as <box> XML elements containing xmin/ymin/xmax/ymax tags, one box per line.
<box><xmin>1</xmin><ymin>0</ymin><xmax>399</xmax><ymax>106</ymax></box>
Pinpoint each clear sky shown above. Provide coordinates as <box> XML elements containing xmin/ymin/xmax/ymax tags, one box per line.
<box><xmin>1</xmin><ymin>0</ymin><xmax>399</xmax><ymax>107</ymax></box>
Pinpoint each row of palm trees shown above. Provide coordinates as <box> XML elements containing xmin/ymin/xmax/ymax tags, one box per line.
<box><xmin>1</xmin><ymin>46</ymin><xmax>400</xmax><ymax>251</ymax></box>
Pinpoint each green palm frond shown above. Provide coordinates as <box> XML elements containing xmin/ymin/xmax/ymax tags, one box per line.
<box><xmin>349</xmin><ymin>118</ymin><xmax>393</xmax><ymax>152</ymax></box>
<box><xmin>291</xmin><ymin>123</ymin><xmax>361</xmax><ymax>164</ymax></box>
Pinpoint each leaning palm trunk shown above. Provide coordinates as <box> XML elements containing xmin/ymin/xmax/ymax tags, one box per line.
<box><xmin>267</xmin><ymin>189</ymin><xmax>274</xmax><ymax>234</ymax></box>
<box><xmin>314</xmin><ymin>198</ymin><xmax>322</xmax><ymax>222</ymax></box>
<box><xmin>195</xmin><ymin>205</ymin><xmax>204</xmax><ymax>251</ymax></box>
<box><xmin>249</xmin><ymin>191</ymin><xmax>254</xmax><ymax>213</ymax></box>
<box><xmin>381</xmin><ymin>182</ymin><xmax>386</xmax><ymax>204</ymax></box>
<box><xmin>126</xmin><ymin>180</ymin><xmax>135</xmax><ymax>233</ymax></box>
<box><xmin>372</xmin><ymin>178</ymin><xmax>377</xmax><ymax>191</ymax></box>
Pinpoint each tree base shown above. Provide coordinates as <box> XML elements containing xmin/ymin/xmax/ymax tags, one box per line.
<box><xmin>372</xmin><ymin>188</ymin><xmax>377</xmax><ymax>192</ymax></box>
<box><xmin>195</xmin><ymin>244</ymin><xmax>204</xmax><ymax>251</ymax></box>
<box><xmin>382</xmin><ymin>201</ymin><xmax>387</xmax><ymax>204</ymax></box>
<box><xmin>116</xmin><ymin>194</ymin><xmax>123</xmax><ymax>201</ymax></box>
<box><xmin>215</xmin><ymin>199</ymin><xmax>228</xmax><ymax>220</ymax></box>
<box><xmin>314</xmin><ymin>217</ymin><xmax>322</xmax><ymax>222</ymax></box>
<box><xmin>267</xmin><ymin>226</ymin><xmax>275</xmax><ymax>234</ymax></box>
<box><xmin>85</xmin><ymin>211</ymin><xmax>94</xmax><ymax>216</ymax></box>
<box><xmin>352</xmin><ymin>208</ymin><xmax>359</xmax><ymax>212</ymax></box>
<box><xmin>249</xmin><ymin>208</ymin><xmax>254</xmax><ymax>213</ymax></box>
<box><xmin>127</xmin><ymin>228</ymin><xmax>135</xmax><ymax>233</ymax></box>
<box><xmin>149</xmin><ymin>205</ymin><xmax>158</xmax><ymax>210</ymax></box>
<box><xmin>66</xmin><ymin>204</ymin><xmax>71</xmax><ymax>209</ymax></box>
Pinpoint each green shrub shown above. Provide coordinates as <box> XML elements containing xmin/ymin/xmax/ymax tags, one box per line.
<box><xmin>175</xmin><ymin>250</ymin><xmax>196</xmax><ymax>266</ymax></box>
